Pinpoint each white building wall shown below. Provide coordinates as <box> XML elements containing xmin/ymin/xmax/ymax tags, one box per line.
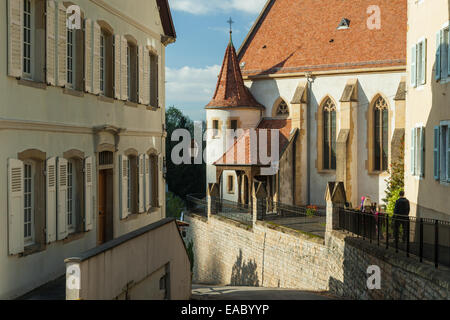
<box><xmin>246</xmin><ymin>71</ymin><xmax>406</xmax><ymax>206</ymax></box>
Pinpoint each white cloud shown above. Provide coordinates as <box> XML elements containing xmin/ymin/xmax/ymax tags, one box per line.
<box><xmin>169</xmin><ymin>0</ymin><xmax>266</xmax><ymax>15</ymax></box>
<box><xmin>166</xmin><ymin>65</ymin><xmax>221</xmax><ymax>106</ymax></box>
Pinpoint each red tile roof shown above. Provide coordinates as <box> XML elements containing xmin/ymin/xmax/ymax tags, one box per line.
<box><xmin>214</xmin><ymin>119</ymin><xmax>292</xmax><ymax>166</ymax></box>
<box><xmin>237</xmin><ymin>0</ymin><xmax>407</xmax><ymax>76</ymax></box>
<box><xmin>206</xmin><ymin>40</ymin><xmax>264</xmax><ymax>109</ymax></box>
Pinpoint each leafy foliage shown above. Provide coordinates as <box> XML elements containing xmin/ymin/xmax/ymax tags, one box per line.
<box><xmin>383</xmin><ymin>137</ymin><xmax>405</xmax><ymax>215</ymax></box>
<box><xmin>166</xmin><ymin>106</ymin><xmax>206</xmax><ymax>200</ymax></box>
<box><xmin>186</xmin><ymin>240</ymin><xmax>194</xmax><ymax>273</ymax></box>
<box><xmin>166</xmin><ymin>191</ymin><xmax>185</xmax><ymax>219</ymax></box>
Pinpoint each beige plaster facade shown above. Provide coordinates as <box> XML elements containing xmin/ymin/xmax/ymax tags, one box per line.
<box><xmin>405</xmin><ymin>0</ymin><xmax>450</xmax><ymax>221</ymax></box>
<box><xmin>1</xmin><ymin>0</ymin><xmax>173</xmax><ymax>299</ymax></box>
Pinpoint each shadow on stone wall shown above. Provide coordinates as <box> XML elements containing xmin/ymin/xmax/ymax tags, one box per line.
<box><xmin>230</xmin><ymin>250</ymin><xmax>260</xmax><ymax>287</ymax></box>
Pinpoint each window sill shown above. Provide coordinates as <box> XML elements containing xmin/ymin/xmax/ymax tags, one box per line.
<box><xmin>63</xmin><ymin>232</ymin><xmax>85</xmax><ymax>244</ymax></box>
<box><xmin>63</xmin><ymin>88</ymin><xmax>84</xmax><ymax>98</ymax></box>
<box><xmin>126</xmin><ymin>213</ymin><xmax>141</xmax><ymax>221</ymax></box>
<box><xmin>21</xmin><ymin>243</ymin><xmax>45</xmax><ymax>257</ymax></box>
<box><xmin>148</xmin><ymin>206</ymin><xmax>160</xmax><ymax>214</ymax></box>
<box><xmin>317</xmin><ymin>169</ymin><xmax>336</xmax><ymax>175</ymax></box>
<box><xmin>368</xmin><ymin>170</ymin><xmax>389</xmax><ymax>177</ymax></box>
<box><xmin>125</xmin><ymin>101</ymin><xmax>139</xmax><ymax>108</ymax></box>
<box><xmin>18</xmin><ymin>79</ymin><xmax>47</xmax><ymax>90</ymax></box>
<box><xmin>146</xmin><ymin>105</ymin><xmax>160</xmax><ymax>111</ymax></box>
<box><xmin>98</xmin><ymin>95</ymin><xmax>115</xmax><ymax>103</ymax></box>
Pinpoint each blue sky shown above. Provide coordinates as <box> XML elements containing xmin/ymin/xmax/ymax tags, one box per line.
<box><xmin>165</xmin><ymin>0</ymin><xmax>267</xmax><ymax>121</ymax></box>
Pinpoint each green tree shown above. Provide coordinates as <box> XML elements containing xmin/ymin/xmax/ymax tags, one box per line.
<box><xmin>166</xmin><ymin>106</ymin><xmax>206</xmax><ymax>200</ymax></box>
<box><xmin>383</xmin><ymin>137</ymin><xmax>405</xmax><ymax>215</ymax></box>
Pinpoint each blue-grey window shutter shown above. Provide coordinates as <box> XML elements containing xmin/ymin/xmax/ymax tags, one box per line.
<box><xmin>411</xmin><ymin>45</ymin><xmax>417</xmax><ymax>87</ymax></box>
<box><xmin>419</xmin><ymin>127</ymin><xmax>425</xmax><ymax>177</ymax></box>
<box><xmin>434</xmin><ymin>126</ymin><xmax>440</xmax><ymax>180</ymax></box>
<box><xmin>436</xmin><ymin>31</ymin><xmax>441</xmax><ymax>81</ymax></box>
<box><xmin>411</xmin><ymin>128</ymin><xmax>416</xmax><ymax>175</ymax></box>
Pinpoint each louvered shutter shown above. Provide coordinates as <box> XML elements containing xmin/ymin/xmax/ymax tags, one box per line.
<box><xmin>143</xmin><ymin>48</ymin><xmax>150</xmax><ymax>105</ymax></box>
<box><xmin>411</xmin><ymin>45</ymin><xmax>417</xmax><ymax>87</ymax></box>
<box><xmin>144</xmin><ymin>154</ymin><xmax>150</xmax><ymax>211</ymax></box>
<box><xmin>121</xmin><ymin>36</ymin><xmax>128</xmax><ymax>101</ymax></box>
<box><xmin>84</xmin><ymin>157</ymin><xmax>93</xmax><ymax>231</ymax></box>
<box><xmin>7</xmin><ymin>0</ymin><xmax>23</xmax><ymax>78</ymax></box>
<box><xmin>441</xmin><ymin>30</ymin><xmax>448</xmax><ymax>79</ymax></box>
<box><xmin>156</xmin><ymin>55</ymin><xmax>160</xmax><ymax>107</ymax></box>
<box><xmin>411</xmin><ymin>128</ymin><xmax>416</xmax><ymax>175</ymax></box>
<box><xmin>84</xmin><ymin>19</ymin><xmax>93</xmax><ymax>93</ymax></box>
<box><xmin>138</xmin><ymin>46</ymin><xmax>144</xmax><ymax>104</ymax></box>
<box><xmin>8</xmin><ymin>159</ymin><xmax>24</xmax><ymax>255</ymax></box>
<box><xmin>436</xmin><ymin>31</ymin><xmax>441</xmax><ymax>81</ymax></box>
<box><xmin>447</xmin><ymin>30</ymin><xmax>450</xmax><ymax>78</ymax></box>
<box><xmin>120</xmin><ymin>155</ymin><xmax>129</xmax><ymax>219</ymax></box>
<box><xmin>92</xmin><ymin>22</ymin><xmax>101</xmax><ymax>95</ymax></box>
<box><xmin>46</xmin><ymin>0</ymin><xmax>56</xmax><ymax>85</ymax></box>
<box><xmin>419</xmin><ymin>127</ymin><xmax>425</xmax><ymax>177</ymax></box>
<box><xmin>46</xmin><ymin>157</ymin><xmax>57</xmax><ymax>243</ymax></box>
<box><xmin>114</xmin><ymin>34</ymin><xmax>121</xmax><ymax>99</ymax></box>
<box><xmin>138</xmin><ymin>154</ymin><xmax>145</xmax><ymax>213</ymax></box>
<box><xmin>56</xmin><ymin>2</ymin><xmax>67</xmax><ymax>87</ymax></box>
<box><xmin>447</xmin><ymin>128</ymin><xmax>450</xmax><ymax>182</ymax></box>
<box><xmin>57</xmin><ymin>158</ymin><xmax>68</xmax><ymax>240</ymax></box>
<box><xmin>420</xmin><ymin>39</ymin><xmax>427</xmax><ymax>85</ymax></box>
<box><xmin>434</xmin><ymin>126</ymin><xmax>440</xmax><ymax>180</ymax></box>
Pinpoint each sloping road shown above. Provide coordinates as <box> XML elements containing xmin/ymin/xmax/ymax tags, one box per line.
<box><xmin>192</xmin><ymin>285</ymin><xmax>337</xmax><ymax>300</ymax></box>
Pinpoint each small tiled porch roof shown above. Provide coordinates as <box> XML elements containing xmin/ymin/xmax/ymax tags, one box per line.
<box><xmin>214</xmin><ymin>119</ymin><xmax>293</xmax><ymax>166</ymax></box>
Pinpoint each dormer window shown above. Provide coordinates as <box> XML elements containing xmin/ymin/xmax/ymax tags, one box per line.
<box><xmin>337</xmin><ymin>18</ymin><xmax>350</xmax><ymax>30</ymax></box>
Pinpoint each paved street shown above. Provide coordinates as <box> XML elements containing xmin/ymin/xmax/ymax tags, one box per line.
<box><xmin>192</xmin><ymin>285</ymin><xmax>337</xmax><ymax>300</ymax></box>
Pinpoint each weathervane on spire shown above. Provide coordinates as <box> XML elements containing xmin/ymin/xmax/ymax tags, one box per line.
<box><xmin>227</xmin><ymin>17</ymin><xmax>234</xmax><ymax>42</ymax></box>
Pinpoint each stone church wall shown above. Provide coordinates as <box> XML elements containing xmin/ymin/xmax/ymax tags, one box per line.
<box><xmin>185</xmin><ymin>213</ymin><xmax>450</xmax><ymax>300</ymax></box>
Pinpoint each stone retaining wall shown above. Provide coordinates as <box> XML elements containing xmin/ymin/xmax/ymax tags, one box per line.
<box><xmin>185</xmin><ymin>213</ymin><xmax>450</xmax><ymax>300</ymax></box>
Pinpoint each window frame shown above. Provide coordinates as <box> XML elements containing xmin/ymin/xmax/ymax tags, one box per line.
<box><xmin>67</xmin><ymin>28</ymin><xmax>76</xmax><ymax>88</ymax></box>
<box><xmin>438</xmin><ymin>121</ymin><xmax>450</xmax><ymax>183</ymax></box>
<box><xmin>373</xmin><ymin>96</ymin><xmax>389</xmax><ymax>172</ymax></box>
<box><xmin>411</xmin><ymin>37</ymin><xmax>427</xmax><ymax>88</ymax></box>
<box><xmin>23</xmin><ymin>160</ymin><xmax>35</xmax><ymax>246</ymax></box>
<box><xmin>23</xmin><ymin>0</ymin><xmax>34</xmax><ymax>79</ymax></box>
<box><xmin>100</xmin><ymin>32</ymin><xmax>106</xmax><ymax>94</ymax></box>
<box><xmin>227</xmin><ymin>175</ymin><xmax>234</xmax><ymax>194</ymax></box>
<box><xmin>322</xmin><ymin>98</ymin><xmax>337</xmax><ymax>171</ymax></box>
<box><xmin>66</xmin><ymin>160</ymin><xmax>77</xmax><ymax>233</ymax></box>
<box><xmin>411</xmin><ymin>124</ymin><xmax>425</xmax><ymax>179</ymax></box>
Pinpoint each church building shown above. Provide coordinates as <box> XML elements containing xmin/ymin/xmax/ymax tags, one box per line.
<box><xmin>206</xmin><ymin>0</ymin><xmax>407</xmax><ymax>209</ymax></box>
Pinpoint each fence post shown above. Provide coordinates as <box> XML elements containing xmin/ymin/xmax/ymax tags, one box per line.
<box><xmin>325</xmin><ymin>182</ymin><xmax>346</xmax><ymax>234</ymax></box>
<box><xmin>435</xmin><ymin>220</ymin><xmax>439</xmax><ymax>269</ymax></box>
<box><xmin>207</xmin><ymin>183</ymin><xmax>220</xmax><ymax>220</ymax></box>
<box><xmin>419</xmin><ymin>218</ymin><xmax>424</xmax><ymax>263</ymax></box>
<box><xmin>252</xmin><ymin>181</ymin><xmax>267</xmax><ymax>226</ymax></box>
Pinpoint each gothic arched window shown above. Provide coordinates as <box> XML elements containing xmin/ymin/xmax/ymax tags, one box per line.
<box><xmin>275</xmin><ymin>100</ymin><xmax>289</xmax><ymax>118</ymax></box>
<box><xmin>323</xmin><ymin>98</ymin><xmax>337</xmax><ymax>170</ymax></box>
<box><xmin>373</xmin><ymin>96</ymin><xmax>389</xmax><ymax>171</ymax></box>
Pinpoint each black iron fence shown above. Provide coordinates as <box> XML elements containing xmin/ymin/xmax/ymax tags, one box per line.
<box><xmin>186</xmin><ymin>194</ymin><xmax>208</xmax><ymax>218</ymax></box>
<box><xmin>210</xmin><ymin>197</ymin><xmax>253</xmax><ymax>226</ymax></box>
<box><xmin>338</xmin><ymin>208</ymin><xmax>450</xmax><ymax>268</ymax></box>
<box><xmin>257</xmin><ymin>200</ymin><xmax>327</xmax><ymax>238</ymax></box>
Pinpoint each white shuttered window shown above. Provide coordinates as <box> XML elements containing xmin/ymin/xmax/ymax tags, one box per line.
<box><xmin>8</xmin><ymin>159</ymin><xmax>24</xmax><ymax>255</ymax></box>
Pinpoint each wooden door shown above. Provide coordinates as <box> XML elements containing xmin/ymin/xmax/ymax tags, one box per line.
<box><xmin>98</xmin><ymin>170</ymin><xmax>106</xmax><ymax>244</ymax></box>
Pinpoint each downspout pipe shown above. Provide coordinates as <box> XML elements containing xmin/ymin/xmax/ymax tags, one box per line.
<box><xmin>305</xmin><ymin>72</ymin><xmax>314</xmax><ymax>205</ymax></box>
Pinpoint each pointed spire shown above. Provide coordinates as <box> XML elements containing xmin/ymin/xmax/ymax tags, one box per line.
<box><xmin>206</xmin><ymin>36</ymin><xmax>264</xmax><ymax>110</ymax></box>
<box><xmin>227</xmin><ymin>17</ymin><xmax>234</xmax><ymax>44</ymax></box>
